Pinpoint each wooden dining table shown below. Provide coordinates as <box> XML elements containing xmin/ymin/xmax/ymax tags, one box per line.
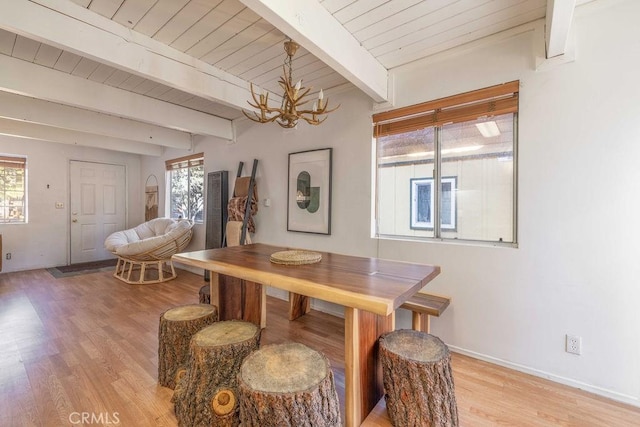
<box><xmin>172</xmin><ymin>243</ymin><xmax>440</xmax><ymax>426</ymax></box>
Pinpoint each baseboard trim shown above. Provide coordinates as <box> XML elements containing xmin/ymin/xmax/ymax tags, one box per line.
<box><xmin>448</xmin><ymin>345</ymin><xmax>639</xmax><ymax>408</ymax></box>
<box><xmin>256</xmin><ymin>286</ymin><xmax>640</xmax><ymax>408</ymax></box>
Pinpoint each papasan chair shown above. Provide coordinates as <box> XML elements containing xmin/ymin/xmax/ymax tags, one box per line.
<box><xmin>105</xmin><ymin>218</ymin><xmax>193</xmax><ymax>284</ymax></box>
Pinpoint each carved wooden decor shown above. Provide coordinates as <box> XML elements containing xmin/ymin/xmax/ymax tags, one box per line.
<box><xmin>238</xmin><ymin>342</ymin><xmax>341</xmax><ymax>426</ymax></box>
<box><xmin>380</xmin><ymin>330</ymin><xmax>458</xmax><ymax>426</ymax></box>
<box><xmin>157</xmin><ymin>304</ymin><xmax>218</xmax><ymax>389</ymax></box>
<box><xmin>172</xmin><ymin>320</ymin><xmax>261</xmax><ymax>427</ymax></box>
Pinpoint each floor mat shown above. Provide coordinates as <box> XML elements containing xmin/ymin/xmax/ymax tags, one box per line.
<box><xmin>47</xmin><ymin>259</ymin><xmax>117</xmax><ymax>278</ymax></box>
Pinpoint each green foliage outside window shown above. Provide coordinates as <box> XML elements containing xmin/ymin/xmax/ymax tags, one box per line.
<box><xmin>0</xmin><ymin>156</ymin><xmax>26</xmax><ymax>224</ymax></box>
<box><xmin>169</xmin><ymin>164</ymin><xmax>203</xmax><ymax>222</ymax></box>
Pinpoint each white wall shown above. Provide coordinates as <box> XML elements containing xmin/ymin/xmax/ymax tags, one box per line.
<box><xmin>141</xmin><ymin>88</ymin><xmax>378</xmax><ymax>257</ymax></box>
<box><xmin>1</xmin><ymin>0</ymin><xmax>634</xmax><ymax>409</ymax></box>
<box><xmin>380</xmin><ymin>0</ymin><xmax>640</xmax><ymax>405</ymax></box>
<box><xmin>140</xmin><ymin>88</ymin><xmax>378</xmax><ymax>316</ymax></box>
<box><xmin>139</xmin><ymin>0</ymin><xmax>640</xmax><ymax>406</ymax></box>
<box><xmin>0</xmin><ymin>136</ymin><xmax>143</xmax><ymax>272</ymax></box>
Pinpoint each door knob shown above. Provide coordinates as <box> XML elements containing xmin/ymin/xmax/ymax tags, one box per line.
<box><xmin>72</xmin><ymin>219</ymin><xmax>78</xmax><ymax>223</ymax></box>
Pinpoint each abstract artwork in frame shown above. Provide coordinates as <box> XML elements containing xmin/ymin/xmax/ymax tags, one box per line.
<box><xmin>287</xmin><ymin>148</ymin><xmax>332</xmax><ymax>234</ymax></box>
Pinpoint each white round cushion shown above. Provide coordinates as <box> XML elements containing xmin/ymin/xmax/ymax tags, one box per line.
<box><xmin>104</xmin><ymin>218</ymin><xmax>191</xmax><ymax>256</ymax></box>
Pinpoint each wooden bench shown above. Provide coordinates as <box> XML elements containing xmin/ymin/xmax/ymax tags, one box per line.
<box><xmin>287</xmin><ymin>291</ymin><xmax>449</xmax><ymax>334</ymax></box>
<box><xmin>400</xmin><ymin>292</ymin><xmax>450</xmax><ymax>334</ymax></box>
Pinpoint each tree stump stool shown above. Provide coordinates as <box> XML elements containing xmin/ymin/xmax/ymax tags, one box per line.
<box><xmin>158</xmin><ymin>304</ymin><xmax>218</xmax><ymax>389</ymax></box>
<box><xmin>199</xmin><ymin>284</ymin><xmax>210</xmax><ymax>304</ymax></box>
<box><xmin>172</xmin><ymin>320</ymin><xmax>261</xmax><ymax>427</ymax></box>
<box><xmin>380</xmin><ymin>330</ymin><xmax>458</xmax><ymax>427</ymax></box>
<box><xmin>237</xmin><ymin>342</ymin><xmax>341</xmax><ymax>427</ymax></box>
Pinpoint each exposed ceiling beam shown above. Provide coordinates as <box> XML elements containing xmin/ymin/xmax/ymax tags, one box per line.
<box><xmin>0</xmin><ymin>54</ymin><xmax>232</xmax><ymax>140</ymax></box>
<box><xmin>0</xmin><ymin>118</ymin><xmax>164</xmax><ymax>156</ymax></box>
<box><xmin>239</xmin><ymin>0</ymin><xmax>388</xmax><ymax>103</ymax></box>
<box><xmin>0</xmin><ymin>92</ymin><xmax>191</xmax><ymax>150</ymax></box>
<box><xmin>545</xmin><ymin>0</ymin><xmax>577</xmax><ymax>58</ymax></box>
<box><xmin>0</xmin><ymin>0</ymin><xmax>251</xmax><ymax>114</ymax></box>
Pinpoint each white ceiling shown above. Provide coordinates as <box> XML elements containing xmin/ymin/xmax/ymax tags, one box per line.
<box><xmin>0</xmin><ymin>0</ymin><xmax>589</xmax><ymax>154</ymax></box>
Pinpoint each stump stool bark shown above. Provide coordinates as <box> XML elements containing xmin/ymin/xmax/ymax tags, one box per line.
<box><xmin>172</xmin><ymin>320</ymin><xmax>261</xmax><ymax>427</ymax></box>
<box><xmin>199</xmin><ymin>284</ymin><xmax>210</xmax><ymax>304</ymax></box>
<box><xmin>380</xmin><ymin>329</ymin><xmax>458</xmax><ymax>427</ymax></box>
<box><xmin>158</xmin><ymin>304</ymin><xmax>218</xmax><ymax>389</ymax></box>
<box><xmin>237</xmin><ymin>342</ymin><xmax>341</xmax><ymax>427</ymax></box>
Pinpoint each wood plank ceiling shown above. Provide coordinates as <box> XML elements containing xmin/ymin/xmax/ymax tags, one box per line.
<box><xmin>0</xmin><ymin>0</ymin><xmax>591</xmax><ymax>153</ymax></box>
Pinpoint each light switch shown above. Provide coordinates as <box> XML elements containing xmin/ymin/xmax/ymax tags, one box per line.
<box><xmin>264</xmin><ymin>198</ymin><xmax>271</xmax><ymax>207</ymax></box>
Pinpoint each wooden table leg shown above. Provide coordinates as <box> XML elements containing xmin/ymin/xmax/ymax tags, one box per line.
<box><xmin>288</xmin><ymin>291</ymin><xmax>311</xmax><ymax>320</ymax></box>
<box><xmin>210</xmin><ymin>271</ymin><xmax>266</xmax><ymax>329</ymax></box>
<box><xmin>209</xmin><ymin>271</ymin><xmax>220</xmax><ymax>309</ymax></box>
<box><xmin>244</xmin><ymin>279</ymin><xmax>266</xmax><ymax>328</ymax></box>
<box><xmin>344</xmin><ymin>307</ymin><xmax>394</xmax><ymax>426</ymax></box>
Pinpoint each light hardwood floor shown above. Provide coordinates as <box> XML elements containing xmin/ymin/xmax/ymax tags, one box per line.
<box><xmin>1</xmin><ymin>268</ymin><xmax>638</xmax><ymax>426</ymax></box>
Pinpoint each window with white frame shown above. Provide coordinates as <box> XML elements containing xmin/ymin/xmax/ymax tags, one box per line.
<box><xmin>410</xmin><ymin>177</ymin><xmax>457</xmax><ymax>231</ymax></box>
<box><xmin>374</xmin><ymin>81</ymin><xmax>518</xmax><ymax>244</ymax></box>
<box><xmin>0</xmin><ymin>155</ymin><xmax>27</xmax><ymax>224</ymax></box>
<box><xmin>165</xmin><ymin>153</ymin><xmax>204</xmax><ymax>223</ymax></box>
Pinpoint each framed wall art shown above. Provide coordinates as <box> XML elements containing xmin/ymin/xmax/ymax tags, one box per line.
<box><xmin>287</xmin><ymin>148</ymin><xmax>332</xmax><ymax>234</ymax></box>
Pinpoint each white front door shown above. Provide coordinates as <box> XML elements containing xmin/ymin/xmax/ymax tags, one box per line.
<box><xmin>70</xmin><ymin>161</ymin><xmax>126</xmax><ymax>264</ymax></box>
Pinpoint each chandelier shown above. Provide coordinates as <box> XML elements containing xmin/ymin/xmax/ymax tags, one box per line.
<box><xmin>243</xmin><ymin>39</ymin><xmax>338</xmax><ymax>128</ymax></box>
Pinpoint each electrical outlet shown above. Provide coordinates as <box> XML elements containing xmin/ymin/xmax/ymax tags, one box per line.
<box><xmin>566</xmin><ymin>334</ymin><xmax>581</xmax><ymax>355</ymax></box>
<box><xmin>5</xmin><ymin>252</ymin><xmax>11</xmax><ymax>260</ymax></box>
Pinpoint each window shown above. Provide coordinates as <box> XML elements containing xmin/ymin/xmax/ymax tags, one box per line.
<box><xmin>0</xmin><ymin>155</ymin><xmax>27</xmax><ymax>224</ymax></box>
<box><xmin>410</xmin><ymin>177</ymin><xmax>457</xmax><ymax>231</ymax></box>
<box><xmin>374</xmin><ymin>81</ymin><xmax>518</xmax><ymax>244</ymax></box>
<box><xmin>166</xmin><ymin>153</ymin><xmax>204</xmax><ymax>223</ymax></box>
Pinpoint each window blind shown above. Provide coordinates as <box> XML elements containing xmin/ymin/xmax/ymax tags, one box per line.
<box><xmin>165</xmin><ymin>153</ymin><xmax>204</xmax><ymax>171</ymax></box>
<box><xmin>373</xmin><ymin>81</ymin><xmax>519</xmax><ymax>138</ymax></box>
<box><xmin>0</xmin><ymin>156</ymin><xmax>26</xmax><ymax>169</ymax></box>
